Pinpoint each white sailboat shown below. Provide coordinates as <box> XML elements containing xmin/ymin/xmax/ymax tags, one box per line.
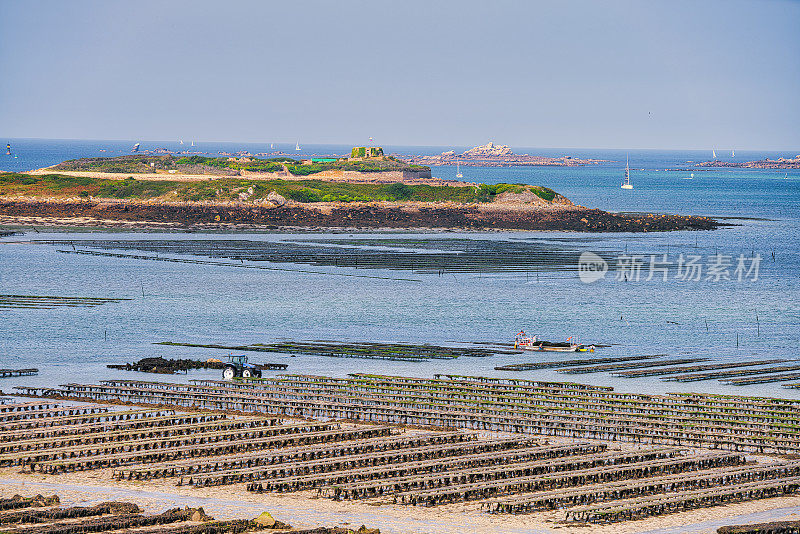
<box><xmin>179</xmin><ymin>139</ymin><xmax>184</xmax><ymax>145</ymax></box>
<box><xmin>621</xmin><ymin>155</ymin><xmax>633</xmax><ymax>189</ymax></box>
<box><xmin>190</xmin><ymin>141</ymin><xmax>195</xmax><ymax>147</ymax></box>
<box><xmin>270</xmin><ymin>143</ymin><xmax>274</xmax><ymax>149</ymax></box>
<box><xmin>295</xmin><ymin>140</ymin><xmax>301</xmax><ymax>151</ymax></box>
<box><xmin>731</xmin><ymin>149</ymin><xmax>735</xmax><ymax>157</ymax></box>
<box><xmin>456</xmin><ymin>160</ymin><xmax>463</xmax><ymax>179</ymax></box>
<box><xmin>712</xmin><ymin>148</ymin><xmax>717</xmax><ymax>159</ymax></box>
<box><xmin>684</xmin><ymin>172</ymin><xmax>694</xmax><ymax>180</ymax></box>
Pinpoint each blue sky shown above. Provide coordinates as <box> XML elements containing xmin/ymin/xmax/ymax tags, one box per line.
<box><xmin>1</xmin><ymin>0</ymin><xmax>798</xmax><ymax>150</ymax></box>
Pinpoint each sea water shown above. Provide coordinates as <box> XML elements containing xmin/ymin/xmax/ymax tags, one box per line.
<box><xmin>0</xmin><ymin>139</ymin><xmax>798</xmax><ymax>399</ymax></box>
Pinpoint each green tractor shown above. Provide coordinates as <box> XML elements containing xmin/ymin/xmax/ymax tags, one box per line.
<box><xmin>222</xmin><ymin>354</ymin><xmax>262</xmax><ymax>380</ymax></box>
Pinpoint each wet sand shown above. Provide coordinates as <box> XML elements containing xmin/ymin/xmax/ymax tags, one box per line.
<box><xmin>3</xmin><ymin>458</ymin><xmax>800</xmax><ymax>534</ymax></box>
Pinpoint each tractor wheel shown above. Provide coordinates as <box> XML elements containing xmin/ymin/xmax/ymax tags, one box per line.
<box><xmin>242</xmin><ymin>369</ymin><xmax>253</xmax><ymax>378</ymax></box>
<box><xmin>222</xmin><ymin>365</ymin><xmax>236</xmax><ymax>380</ymax></box>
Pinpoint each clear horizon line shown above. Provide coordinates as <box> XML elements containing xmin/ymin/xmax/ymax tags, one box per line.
<box><xmin>1</xmin><ymin>135</ymin><xmax>799</xmax><ymax>154</ymax></box>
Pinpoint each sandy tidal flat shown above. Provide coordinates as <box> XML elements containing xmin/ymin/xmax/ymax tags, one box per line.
<box><xmin>3</xmin><ymin>467</ymin><xmax>800</xmax><ymax>534</ymax></box>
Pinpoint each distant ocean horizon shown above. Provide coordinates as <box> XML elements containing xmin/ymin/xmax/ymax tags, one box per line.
<box><xmin>1</xmin><ymin>137</ymin><xmax>799</xmax><ymax>176</ymax></box>
<box><xmin>1</xmin><ymin>138</ymin><xmax>797</xmax><ymax>221</ymax></box>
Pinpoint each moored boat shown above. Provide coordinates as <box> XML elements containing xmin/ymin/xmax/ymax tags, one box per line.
<box><xmin>514</xmin><ymin>331</ymin><xmax>594</xmax><ymax>352</ymax></box>
<box><xmin>621</xmin><ymin>155</ymin><xmax>633</xmax><ymax>189</ymax></box>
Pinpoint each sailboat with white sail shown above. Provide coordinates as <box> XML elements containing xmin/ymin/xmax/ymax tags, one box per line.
<box><xmin>295</xmin><ymin>140</ymin><xmax>301</xmax><ymax>151</ymax></box>
<box><xmin>712</xmin><ymin>148</ymin><xmax>717</xmax><ymax>159</ymax></box>
<box><xmin>621</xmin><ymin>155</ymin><xmax>633</xmax><ymax>189</ymax></box>
<box><xmin>456</xmin><ymin>160</ymin><xmax>463</xmax><ymax>179</ymax></box>
<box><xmin>732</xmin><ymin>149</ymin><xmax>735</xmax><ymax>157</ymax></box>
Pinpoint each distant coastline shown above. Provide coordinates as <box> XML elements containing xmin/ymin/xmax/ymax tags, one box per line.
<box><xmin>403</xmin><ymin>142</ymin><xmax>606</xmax><ymax>167</ymax></box>
<box><xmin>696</xmin><ymin>155</ymin><xmax>800</xmax><ymax>169</ymax></box>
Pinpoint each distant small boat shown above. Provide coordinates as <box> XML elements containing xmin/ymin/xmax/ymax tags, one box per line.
<box><xmin>5</xmin><ymin>143</ymin><xmax>10</xmax><ymax>155</ymax></box>
<box><xmin>515</xmin><ymin>332</ymin><xmax>591</xmax><ymax>352</ymax></box>
<box><xmin>190</xmin><ymin>141</ymin><xmax>195</xmax><ymax>147</ymax></box>
<box><xmin>786</xmin><ymin>173</ymin><xmax>790</xmax><ymax>180</ymax></box>
<box><xmin>456</xmin><ymin>160</ymin><xmax>463</xmax><ymax>179</ymax></box>
<box><xmin>295</xmin><ymin>140</ymin><xmax>301</xmax><ymax>151</ymax></box>
<box><xmin>179</xmin><ymin>139</ymin><xmax>184</xmax><ymax>145</ymax></box>
<box><xmin>270</xmin><ymin>143</ymin><xmax>274</xmax><ymax>149</ymax></box>
<box><xmin>621</xmin><ymin>155</ymin><xmax>633</xmax><ymax>189</ymax></box>
<box><xmin>132</xmin><ymin>143</ymin><xmax>140</xmax><ymax>153</ymax></box>
<box><xmin>712</xmin><ymin>148</ymin><xmax>717</xmax><ymax>159</ymax></box>
<box><xmin>684</xmin><ymin>172</ymin><xmax>694</xmax><ymax>180</ymax></box>
<box><xmin>732</xmin><ymin>149</ymin><xmax>735</xmax><ymax>157</ymax></box>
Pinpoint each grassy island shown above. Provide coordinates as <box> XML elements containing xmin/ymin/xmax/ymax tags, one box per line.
<box><xmin>0</xmin><ymin>159</ymin><xmax>718</xmax><ymax>232</ymax></box>
<box><xmin>0</xmin><ymin>172</ymin><xmax>558</xmax><ymax>204</ymax></box>
<box><xmin>49</xmin><ymin>154</ymin><xmax>431</xmax><ymax>177</ymax></box>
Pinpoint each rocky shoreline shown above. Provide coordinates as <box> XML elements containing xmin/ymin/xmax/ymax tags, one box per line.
<box><xmin>403</xmin><ymin>153</ymin><xmax>605</xmax><ymax>168</ymax></box>
<box><xmin>402</xmin><ymin>142</ymin><xmax>606</xmax><ymax>167</ymax></box>
<box><xmin>696</xmin><ymin>156</ymin><xmax>800</xmax><ymax>169</ymax></box>
<box><xmin>0</xmin><ymin>197</ymin><xmax>718</xmax><ymax>232</ymax></box>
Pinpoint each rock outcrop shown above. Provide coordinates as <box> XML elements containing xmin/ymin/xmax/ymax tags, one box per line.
<box><xmin>463</xmin><ymin>142</ymin><xmax>513</xmax><ymax>157</ymax></box>
<box><xmin>266</xmin><ymin>191</ymin><xmax>287</xmax><ymax>206</ymax></box>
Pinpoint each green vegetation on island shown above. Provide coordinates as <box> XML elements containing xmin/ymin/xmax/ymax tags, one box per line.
<box><xmin>49</xmin><ymin>154</ymin><xmax>429</xmax><ymax>176</ymax></box>
<box><xmin>0</xmin><ymin>172</ymin><xmax>559</xmax><ymax>204</ymax></box>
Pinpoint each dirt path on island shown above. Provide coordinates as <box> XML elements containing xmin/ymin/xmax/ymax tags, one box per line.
<box><xmin>28</xmin><ymin>168</ymin><xmax>473</xmax><ymax>187</ymax></box>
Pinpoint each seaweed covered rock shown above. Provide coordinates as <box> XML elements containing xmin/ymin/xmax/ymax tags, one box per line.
<box><xmin>107</xmin><ymin>357</ymin><xmax>224</xmax><ymax>374</ymax></box>
<box><xmin>251</xmin><ymin>511</ymin><xmax>291</xmax><ymax>529</ymax></box>
<box><xmin>254</xmin><ymin>512</ymin><xmax>275</xmax><ymax>527</ymax></box>
<box><xmin>189</xmin><ymin>507</ymin><xmax>211</xmax><ymax>522</ymax></box>
<box><xmin>0</xmin><ymin>494</ymin><xmax>60</xmax><ymax>512</ymax></box>
<box><xmin>718</xmin><ymin>521</ymin><xmax>800</xmax><ymax>533</ymax></box>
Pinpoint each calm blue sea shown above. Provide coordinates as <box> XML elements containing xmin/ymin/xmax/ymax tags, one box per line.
<box><xmin>1</xmin><ymin>139</ymin><xmax>799</xmax><ymax>399</ymax></box>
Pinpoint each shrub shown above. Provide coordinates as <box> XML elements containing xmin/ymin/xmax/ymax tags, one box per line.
<box><xmin>386</xmin><ymin>182</ymin><xmax>413</xmax><ymax>200</ymax></box>
<box><xmin>286</xmin><ymin>164</ymin><xmax>328</xmax><ymax>176</ymax></box>
<box><xmin>530</xmin><ymin>186</ymin><xmax>556</xmax><ymax>201</ymax></box>
<box><xmin>286</xmin><ymin>188</ymin><xmax>321</xmax><ymax>202</ymax></box>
